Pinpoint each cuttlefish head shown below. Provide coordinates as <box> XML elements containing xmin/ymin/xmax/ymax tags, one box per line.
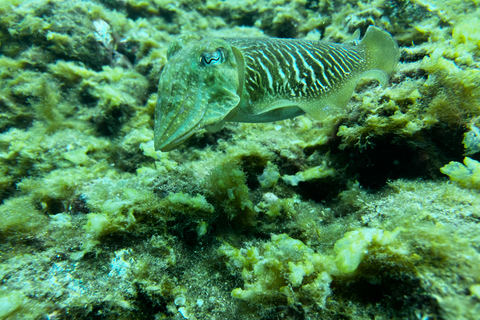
<box><xmin>154</xmin><ymin>34</ymin><xmax>243</xmax><ymax>151</ymax></box>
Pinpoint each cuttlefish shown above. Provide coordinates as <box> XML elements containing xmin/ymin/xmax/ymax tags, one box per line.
<box><xmin>154</xmin><ymin>26</ymin><xmax>399</xmax><ymax>151</ymax></box>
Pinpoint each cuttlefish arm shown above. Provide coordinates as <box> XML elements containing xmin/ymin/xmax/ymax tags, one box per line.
<box><xmin>154</xmin><ymin>26</ymin><xmax>399</xmax><ymax>151</ymax></box>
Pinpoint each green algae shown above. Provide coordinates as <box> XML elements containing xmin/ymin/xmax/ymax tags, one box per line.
<box><xmin>0</xmin><ymin>0</ymin><xmax>480</xmax><ymax>319</ymax></box>
<box><xmin>441</xmin><ymin>157</ymin><xmax>480</xmax><ymax>189</ymax></box>
<box><xmin>207</xmin><ymin>160</ymin><xmax>256</xmax><ymax>225</ymax></box>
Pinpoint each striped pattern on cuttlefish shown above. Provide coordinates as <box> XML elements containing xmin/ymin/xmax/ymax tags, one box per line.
<box><xmin>154</xmin><ymin>26</ymin><xmax>399</xmax><ymax>151</ymax></box>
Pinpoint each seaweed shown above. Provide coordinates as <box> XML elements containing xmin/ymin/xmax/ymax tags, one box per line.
<box><xmin>0</xmin><ymin>0</ymin><xmax>479</xmax><ymax>319</ymax></box>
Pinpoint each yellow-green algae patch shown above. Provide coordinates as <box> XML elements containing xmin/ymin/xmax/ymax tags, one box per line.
<box><xmin>219</xmin><ymin>228</ymin><xmax>400</xmax><ymax>305</ymax></box>
<box><xmin>282</xmin><ymin>162</ymin><xmax>337</xmax><ymax>186</ymax></box>
<box><xmin>441</xmin><ymin>157</ymin><xmax>480</xmax><ymax>189</ymax></box>
<box><xmin>1</xmin><ymin>0</ymin><xmax>480</xmax><ymax>319</ymax></box>
<box><xmin>217</xmin><ymin>179</ymin><xmax>480</xmax><ymax>318</ymax></box>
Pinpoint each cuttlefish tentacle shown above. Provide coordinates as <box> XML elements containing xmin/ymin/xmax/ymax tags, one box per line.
<box><xmin>154</xmin><ymin>26</ymin><xmax>399</xmax><ymax>151</ymax></box>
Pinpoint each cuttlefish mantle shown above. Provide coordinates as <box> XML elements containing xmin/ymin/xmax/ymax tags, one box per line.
<box><xmin>154</xmin><ymin>26</ymin><xmax>399</xmax><ymax>151</ymax></box>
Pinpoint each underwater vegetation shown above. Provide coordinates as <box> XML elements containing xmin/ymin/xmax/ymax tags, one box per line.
<box><xmin>0</xmin><ymin>0</ymin><xmax>479</xmax><ymax>319</ymax></box>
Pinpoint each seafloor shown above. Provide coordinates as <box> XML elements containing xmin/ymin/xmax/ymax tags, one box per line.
<box><xmin>1</xmin><ymin>0</ymin><xmax>480</xmax><ymax>319</ymax></box>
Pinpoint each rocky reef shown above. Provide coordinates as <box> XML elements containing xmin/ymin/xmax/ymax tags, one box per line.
<box><xmin>0</xmin><ymin>0</ymin><xmax>480</xmax><ymax>319</ymax></box>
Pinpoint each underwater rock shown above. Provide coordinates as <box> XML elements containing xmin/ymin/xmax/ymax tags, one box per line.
<box><xmin>0</xmin><ymin>0</ymin><xmax>480</xmax><ymax>319</ymax></box>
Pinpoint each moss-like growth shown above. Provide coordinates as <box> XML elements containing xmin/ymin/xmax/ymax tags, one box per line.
<box><xmin>0</xmin><ymin>196</ymin><xmax>48</xmax><ymax>235</ymax></box>
<box><xmin>1</xmin><ymin>0</ymin><xmax>480</xmax><ymax>319</ymax></box>
<box><xmin>207</xmin><ymin>160</ymin><xmax>256</xmax><ymax>226</ymax></box>
<box><xmin>218</xmin><ymin>233</ymin><xmax>333</xmax><ymax>308</ymax></box>
<box><xmin>257</xmin><ymin>193</ymin><xmax>298</xmax><ymax>219</ymax></box>
<box><xmin>219</xmin><ymin>228</ymin><xmax>401</xmax><ymax>309</ymax></box>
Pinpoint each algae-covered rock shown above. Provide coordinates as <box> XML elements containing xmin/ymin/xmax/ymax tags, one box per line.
<box><xmin>219</xmin><ymin>233</ymin><xmax>334</xmax><ymax>308</ymax></box>
<box><xmin>441</xmin><ymin>157</ymin><xmax>480</xmax><ymax>189</ymax></box>
<box><xmin>207</xmin><ymin>160</ymin><xmax>256</xmax><ymax>225</ymax></box>
<box><xmin>1</xmin><ymin>0</ymin><xmax>480</xmax><ymax>319</ymax></box>
<box><xmin>0</xmin><ymin>196</ymin><xmax>48</xmax><ymax>235</ymax></box>
<box><xmin>258</xmin><ymin>161</ymin><xmax>281</xmax><ymax>188</ymax></box>
<box><xmin>463</xmin><ymin>122</ymin><xmax>480</xmax><ymax>156</ymax></box>
<box><xmin>282</xmin><ymin>162</ymin><xmax>337</xmax><ymax>186</ymax></box>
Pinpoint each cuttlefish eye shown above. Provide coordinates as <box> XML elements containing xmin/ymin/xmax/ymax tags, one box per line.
<box><xmin>200</xmin><ymin>48</ymin><xmax>225</xmax><ymax>66</ymax></box>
